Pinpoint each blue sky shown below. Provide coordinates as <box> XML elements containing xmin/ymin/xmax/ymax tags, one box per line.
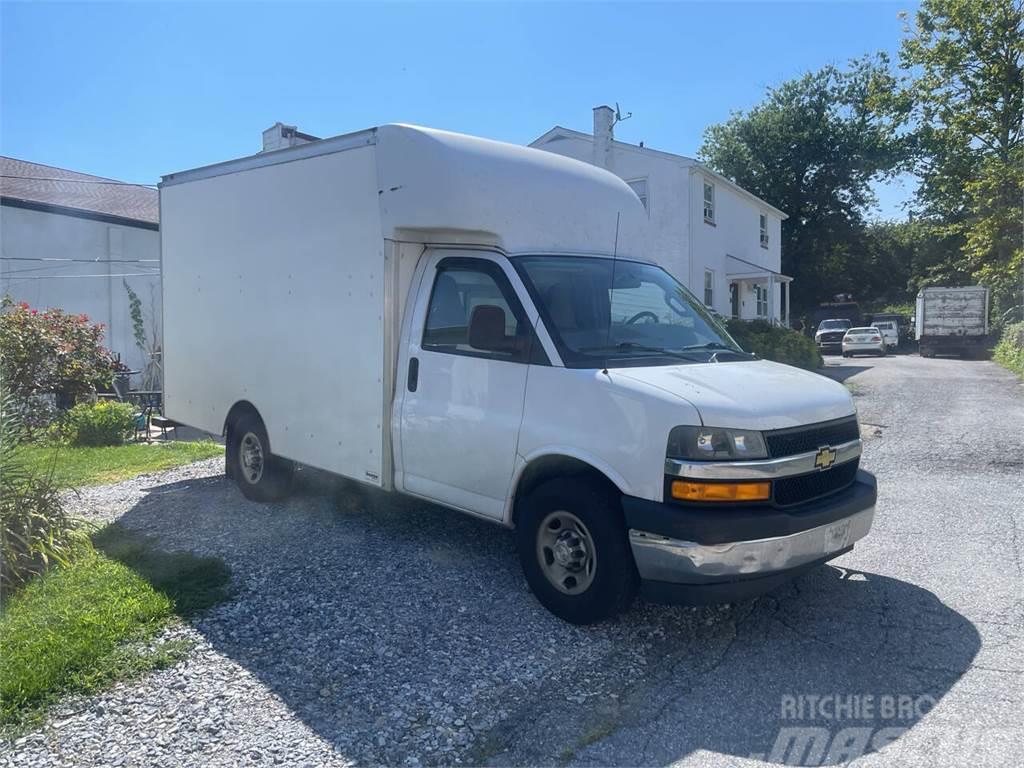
<box><xmin>1</xmin><ymin>1</ymin><xmax>917</xmax><ymax>218</ymax></box>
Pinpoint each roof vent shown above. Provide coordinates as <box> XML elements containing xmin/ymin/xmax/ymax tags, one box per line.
<box><xmin>261</xmin><ymin>122</ymin><xmax>321</xmax><ymax>153</ymax></box>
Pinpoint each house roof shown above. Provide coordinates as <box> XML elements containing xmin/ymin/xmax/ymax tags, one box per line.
<box><xmin>0</xmin><ymin>156</ymin><xmax>159</xmax><ymax>227</ymax></box>
<box><xmin>530</xmin><ymin>126</ymin><xmax>787</xmax><ymax>219</ymax></box>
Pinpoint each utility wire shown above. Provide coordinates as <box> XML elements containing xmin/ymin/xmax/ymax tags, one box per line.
<box><xmin>4</xmin><ymin>272</ymin><xmax>160</xmax><ymax>280</ymax></box>
<box><xmin>1</xmin><ymin>257</ymin><xmax>159</xmax><ymax>264</ymax></box>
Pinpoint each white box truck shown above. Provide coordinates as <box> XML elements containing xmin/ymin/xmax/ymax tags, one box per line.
<box><xmin>160</xmin><ymin>124</ymin><xmax>876</xmax><ymax>624</ymax></box>
<box><xmin>915</xmin><ymin>286</ymin><xmax>989</xmax><ymax>358</ymax></box>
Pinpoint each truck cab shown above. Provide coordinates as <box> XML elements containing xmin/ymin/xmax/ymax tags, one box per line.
<box><xmin>393</xmin><ymin>248</ymin><xmax>875</xmax><ymax>622</ymax></box>
<box><xmin>160</xmin><ymin>124</ymin><xmax>876</xmax><ymax>624</ymax></box>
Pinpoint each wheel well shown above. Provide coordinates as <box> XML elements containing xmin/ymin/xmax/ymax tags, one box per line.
<box><xmin>223</xmin><ymin>400</ymin><xmax>261</xmax><ymax>438</ymax></box>
<box><xmin>511</xmin><ymin>455</ymin><xmax>621</xmax><ymax>527</ymax></box>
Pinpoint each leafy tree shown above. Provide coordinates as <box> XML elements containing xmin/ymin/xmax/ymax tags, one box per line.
<box><xmin>700</xmin><ymin>56</ymin><xmax>910</xmax><ymax>314</ymax></box>
<box><xmin>863</xmin><ymin>219</ymin><xmax>971</xmax><ymax>303</ymax></box>
<box><xmin>899</xmin><ymin>0</ymin><xmax>1024</xmax><ymax>313</ymax></box>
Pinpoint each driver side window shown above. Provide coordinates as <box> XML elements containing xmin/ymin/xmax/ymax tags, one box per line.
<box><xmin>422</xmin><ymin>260</ymin><xmax>533</xmax><ymax>363</ymax></box>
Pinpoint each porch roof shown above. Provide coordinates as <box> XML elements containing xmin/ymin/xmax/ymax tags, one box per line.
<box><xmin>728</xmin><ymin>271</ymin><xmax>793</xmax><ymax>283</ymax></box>
<box><xmin>725</xmin><ymin>254</ymin><xmax>792</xmax><ymax>283</ymax></box>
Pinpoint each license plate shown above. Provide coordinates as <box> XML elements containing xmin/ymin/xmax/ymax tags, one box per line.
<box><xmin>824</xmin><ymin>518</ymin><xmax>853</xmax><ymax>550</ymax></box>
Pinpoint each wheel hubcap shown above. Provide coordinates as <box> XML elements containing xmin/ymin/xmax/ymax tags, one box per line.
<box><xmin>536</xmin><ymin>510</ymin><xmax>596</xmax><ymax>595</ymax></box>
<box><xmin>240</xmin><ymin>432</ymin><xmax>264</xmax><ymax>484</ymax></box>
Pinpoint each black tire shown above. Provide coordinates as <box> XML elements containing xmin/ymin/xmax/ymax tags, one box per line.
<box><xmin>516</xmin><ymin>477</ymin><xmax>639</xmax><ymax>625</ymax></box>
<box><xmin>226</xmin><ymin>413</ymin><xmax>293</xmax><ymax>502</ymax></box>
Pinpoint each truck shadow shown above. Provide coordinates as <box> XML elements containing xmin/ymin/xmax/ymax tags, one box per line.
<box><xmin>817</xmin><ymin>363</ymin><xmax>873</xmax><ymax>384</ymax></box>
<box><xmin>113</xmin><ymin>470</ymin><xmax>980</xmax><ymax>767</ymax></box>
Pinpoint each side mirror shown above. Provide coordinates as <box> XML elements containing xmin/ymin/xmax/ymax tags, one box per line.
<box><xmin>469</xmin><ymin>305</ymin><xmax>521</xmax><ymax>354</ymax></box>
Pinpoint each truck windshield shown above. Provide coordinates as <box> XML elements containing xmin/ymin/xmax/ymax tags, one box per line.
<box><xmin>819</xmin><ymin>320</ymin><xmax>850</xmax><ymax>331</ymax></box>
<box><xmin>513</xmin><ymin>255</ymin><xmax>744</xmax><ymax>368</ymax></box>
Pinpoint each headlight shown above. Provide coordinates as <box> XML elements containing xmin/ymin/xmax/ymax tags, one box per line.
<box><xmin>667</xmin><ymin>425</ymin><xmax>768</xmax><ymax>460</ymax></box>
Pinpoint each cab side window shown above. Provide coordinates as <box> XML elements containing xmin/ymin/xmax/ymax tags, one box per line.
<box><xmin>422</xmin><ymin>260</ymin><xmax>534</xmax><ymax>363</ymax></box>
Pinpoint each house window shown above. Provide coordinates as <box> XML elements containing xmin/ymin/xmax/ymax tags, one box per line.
<box><xmin>704</xmin><ymin>269</ymin><xmax>714</xmax><ymax>307</ymax></box>
<box><xmin>703</xmin><ymin>181</ymin><xmax>715</xmax><ymax>223</ymax></box>
<box><xmin>755</xmin><ymin>285</ymin><xmax>769</xmax><ymax>317</ymax></box>
<box><xmin>627</xmin><ymin>178</ymin><xmax>649</xmax><ymax>213</ymax></box>
<box><xmin>760</xmin><ymin>214</ymin><xmax>769</xmax><ymax>248</ymax></box>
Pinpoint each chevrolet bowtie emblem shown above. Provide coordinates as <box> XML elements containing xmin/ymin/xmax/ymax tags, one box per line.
<box><xmin>814</xmin><ymin>446</ymin><xmax>838</xmax><ymax>471</ymax></box>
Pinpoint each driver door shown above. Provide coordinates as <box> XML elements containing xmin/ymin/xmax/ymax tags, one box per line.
<box><xmin>398</xmin><ymin>251</ymin><xmax>537</xmax><ymax>519</ymax></box>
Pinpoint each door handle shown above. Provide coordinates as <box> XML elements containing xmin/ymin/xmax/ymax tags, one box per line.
<box><xmin>407</xmin><ymin>357</ymin><xmax>419</xmax><ymax>392</ymax></box>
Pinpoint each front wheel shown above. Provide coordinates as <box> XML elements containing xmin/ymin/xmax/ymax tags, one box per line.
<box><xmin>516</xmin><ymin>477</ymin><xmax>638</xmax><ymax>624</ymax></box>
<box><xmin>227</xmin><ymin>414</ymin><xmax>293</xmax><ymax>502</ymax></box>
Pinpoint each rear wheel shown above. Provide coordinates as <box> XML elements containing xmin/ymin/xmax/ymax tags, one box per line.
<box><xmin>516</xmin><ymin>477</ymin><xmax>638</xmax><ymax>624</ymax></box>
<box><xmin>227</xmin><ymin>413</ymin><xmax>293</xmax><ymax>502</ymax></box>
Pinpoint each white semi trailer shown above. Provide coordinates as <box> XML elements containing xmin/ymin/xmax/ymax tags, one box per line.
<box><xmin>160</xmin><ymin>124</ymin><xmax>876</xmax><ymax>624</ymax></box>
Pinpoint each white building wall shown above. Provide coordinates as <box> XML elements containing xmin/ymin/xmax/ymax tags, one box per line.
<box><xmin>533</xmin><ymin>130</ymin><xmax>786</xmax><ymax>323</ymax></box>
<box><xmin>0</xmin><ymin>205</ymin><xmax>161</xmax><ymax>372</ymax></box>
<box><xmin>530</xmin><ymin>134</ymin><xmax>692</xmax><ymax>292</ymax></box>
<box><xmin>688</xmin><ymin>170</ymin><xmax>784</xmax><ymax>320</ymax></box>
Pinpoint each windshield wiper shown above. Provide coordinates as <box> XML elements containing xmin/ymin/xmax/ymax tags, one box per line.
<box><xmin>578</xmin><ymin>342</ymin><xmax>705</xmax><ymax>362</ymax></box>
<box><xmin>676</xmin><ymin>342</ymin><xmax>756</xmax><ymax>358</ymax></box>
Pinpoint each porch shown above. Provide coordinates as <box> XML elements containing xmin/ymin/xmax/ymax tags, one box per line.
<box><xmin>726</xmin><ymin>255</ymin><xmax>793</xmax><ymax>326</ymax></box>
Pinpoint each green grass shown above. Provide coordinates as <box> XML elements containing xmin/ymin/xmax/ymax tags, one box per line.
<box><xmin>17</xmin><ymin>440</ymin><xmax>223</xmax><ymax>489</ymax></box>
<box><xmin>0</xmin><ymin>524</ymin><xmax>230</xmax><ymax>729</ymax></box>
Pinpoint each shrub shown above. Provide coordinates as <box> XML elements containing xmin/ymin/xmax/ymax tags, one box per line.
<box><xmin>1</xmin><ymin>391</ymin><xmax>87</xmax><ymax>594</ymax></box>
<box><xmin>0</xmin><ymin>297</ymin><xmax>115</xmax><ymax>430</ymax></box>
<box><xmin>61</xmin><ymin>401</ymin><xmax>138</xmax><ymax>447</ymax></box>
<box><xmin>726</xmin><ymin>319</ymin><xmax>823</xmax><ymax>370</ymax></box>
<box><xmin>993</xmin><ymin>321</ymin><xmax>1024</xmax><ymax>376</ymax></box>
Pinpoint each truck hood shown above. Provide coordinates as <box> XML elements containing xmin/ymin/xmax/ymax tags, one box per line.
<box><xmin>612</xmin><ymin>360</ymin><xmax>855</xmax><ymax>431</ymax></box>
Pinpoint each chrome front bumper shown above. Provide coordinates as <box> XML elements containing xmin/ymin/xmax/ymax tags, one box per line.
<box><xmin>629</xmin><ymin>505</ymin><xmax>875</xmax><ymax>584</ymax></box>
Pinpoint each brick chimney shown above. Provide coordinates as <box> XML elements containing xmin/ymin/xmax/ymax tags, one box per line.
<box><xmin>592</xmin><ymin>105</ymin><xmax>615</xmax><ymax>169</ymax></box>
<box><xmin>261</xmin><ymin>122</ymin><xmax>320</xmax><ymax>153</ymax></box>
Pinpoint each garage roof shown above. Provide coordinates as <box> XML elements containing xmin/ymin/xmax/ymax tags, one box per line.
<box><xmin>1</xmin><ymin>156</ymin><xmax>158</xmax><ymax>227</ymax></box>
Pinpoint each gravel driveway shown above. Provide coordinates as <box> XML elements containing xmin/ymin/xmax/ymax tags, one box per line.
<box><xmin>3</xmin><ymin>355</ymin><xmax>1022</xmax><ymax>767</ymax></box>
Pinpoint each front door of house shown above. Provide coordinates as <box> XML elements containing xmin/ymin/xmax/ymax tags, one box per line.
<box><xmin>730</xmin><ymin>283</ymin><xmax>739</xmax><ymax>318</ymax></box>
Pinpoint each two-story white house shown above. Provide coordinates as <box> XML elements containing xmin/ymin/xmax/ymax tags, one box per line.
<box><xmin>531</xmin><ymin>107</ymin><xmax>792</xmax><ymax>325</ymax></box>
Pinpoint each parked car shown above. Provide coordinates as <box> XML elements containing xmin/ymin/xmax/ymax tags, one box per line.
<box><xmin>871</xmin><ymin>320</ymin><xmax>899</xmax><ymax>351</ymax></box>
<box><xmin>842</xmin><ymin>327</ymin><xmax>886</xmax><ymax>357</ymax></box>
<box><xmin>160</xmin><ymin>123</ymin><xmax>876</xmax><ymax>625</ymax></box>
<box><xmin>812</xmin><ymin>302</ymin><xmax>862</xmax><ymax>328</ymax></box>
<box><xmin>815</xmin><ymin>319</ymin><xmax>853</xmax><ymax>354</ymax></box>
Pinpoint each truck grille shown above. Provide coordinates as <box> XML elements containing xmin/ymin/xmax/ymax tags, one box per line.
<box><xmin>773</xmin><ymin>459</ymin><xmax>859</xmax><ymax>506</ymax></box>
<box><xmin>818</xmin><ymin>332</ymin><xmax>845</xmax><ymax>343</ymax></box>
<box><xmin>764</xmin><ymin>416</ymin><xmax>860</xmax><ymax>458</ymax></box>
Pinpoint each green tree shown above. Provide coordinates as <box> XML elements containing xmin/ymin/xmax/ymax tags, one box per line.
<box><xmin>899</xmin><ymin>0</ymin><xmax>1024</xmax><ymax>313</ymax></box>
<box><xmin>700</xmin><ymin>56</ymin><xmax>910</xmax><ymax>314</ymax></box>
<box><xmin>863</xmin><ymin>218</ymin><xmax>971</xmax><ymax>303</ymax></box>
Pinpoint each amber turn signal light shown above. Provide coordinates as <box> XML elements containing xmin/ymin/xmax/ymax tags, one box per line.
<box><xmin>671</xmin><ymin>480</ymin><xmax>771</xmax><ymax>502</ymax></box>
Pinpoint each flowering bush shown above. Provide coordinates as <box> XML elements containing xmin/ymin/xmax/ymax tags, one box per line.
<box><xmin>0</xmin><ymin>297</ymin><xmax>115</xmax><ymax>428</ymax></box>
<box><xmin>61</xmin><ymin>401</ymin><xmax>138</xmax><ymax>447</ymax></box>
